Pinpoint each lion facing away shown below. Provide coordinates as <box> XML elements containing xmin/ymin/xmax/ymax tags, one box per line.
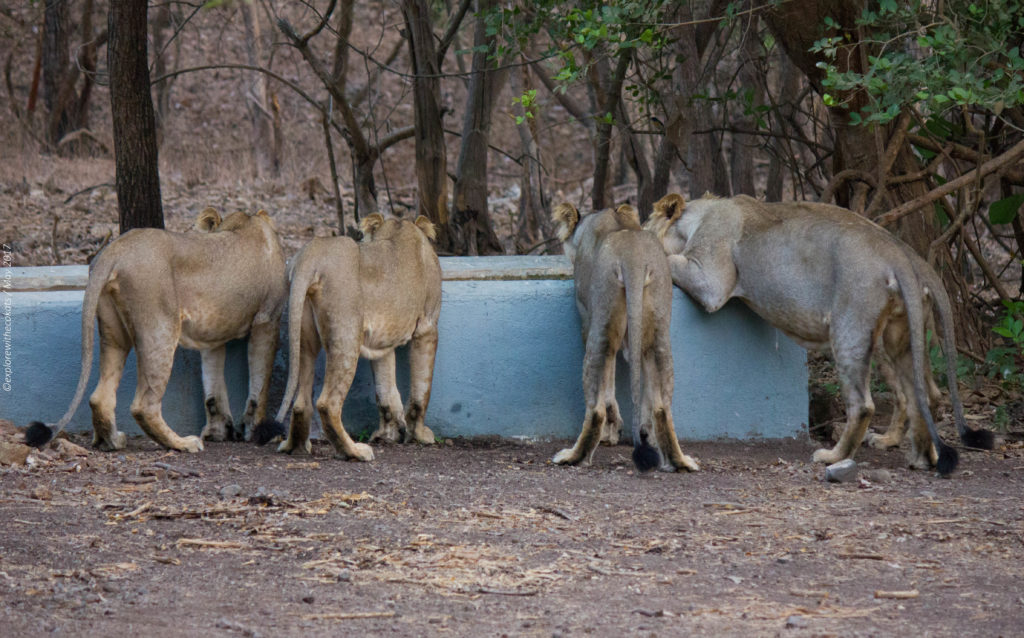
<box><xmin>644</xmin><ymin>193</ymin><xmax>994</xmax><ymax>476</ymax></box>
<box><xmin>260</xmin><ymin>213</ymin><xmax>442</xmax><ymax>461</ymax></box>
<box><xmin>551</xmin><ymin>202</ymin><xmax>699</xmax><ymax>473</ymax></box>
<box><xmin>26</xmin><ymin>209</ymin><xmax>288</xmax><ymax>452</ymax></box>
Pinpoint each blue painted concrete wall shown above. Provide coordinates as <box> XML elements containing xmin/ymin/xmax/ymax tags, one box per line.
<box><xmin>2</xmin><ymin>259</ymin><xmax>808</xmax><ymax>442</ymax></box>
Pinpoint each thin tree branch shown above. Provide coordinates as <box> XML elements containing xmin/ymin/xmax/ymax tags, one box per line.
<box><xmin>875</xmin><ymin>138</ymin><xmax>1024</xmax><ymax>226</ymax></box>
<box><xmin>436</xmin><ymin>0</ymin><xmax>474</xmax><ymax>65</ymax></box>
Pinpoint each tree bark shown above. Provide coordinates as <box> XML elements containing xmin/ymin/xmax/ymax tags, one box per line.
<box><xmin>242</xmin><ymin>1</ymin><xmax>280</xmax><ymax>178</ymax></box>
<box><xmin>402</xmin><ymin>0</ymin><xmax>450</xmax><ymax>250</ymax></box>
<box><xmin>42</xmin><ymin>0</ymin><xmax>72</xmax><ymax>144</ymax></box>
<box><xmin>514</xmin><ymin>63</ymin><xmax>550</xmax><ymax>249</ymax></box>
<box><xmin>109</xmin><ymin>0</ymin><xmax>164</xmax><ymax>231</ymax></box>
<box><xmin>450</xmin><ymin>0</ymin><xmax>505</xmax><ymax>255</ymax></box>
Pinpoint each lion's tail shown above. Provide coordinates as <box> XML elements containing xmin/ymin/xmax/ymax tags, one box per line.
<box><xmin>253</xmin><ymin>252</ymin><xmax>317</xmax><ymax>445</ymax></box>
<box><xmin>25</xmin><ymin>255</ymin><xmax>115</xmax><ymax>447</ymax></box>
<box><xmin>925</xmin><ymin>269</ymin><xmax>995</xmax><ymax>450</ymax></box>
<box><xmin>624</xmin><ymin>259</ymin><xmax>660</xmax><ymax>472</ymax></box>
<box><xmin>895</xmin><ymin>266</ymin><xmax>958</xmax><ymax>476</ymax></box>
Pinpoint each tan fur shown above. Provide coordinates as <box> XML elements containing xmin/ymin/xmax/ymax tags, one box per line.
<box><xmin>194</xmin><ymin>207</ymin><xmax>222</xmax><ymax>232</ymax></box>
<box><xmin>551</xmin><ymin>202</ymin><xmax>699</xmax><ymax>472</ymax></box>
<box><xmin>647</xmin><ymin>195</ymin><xmax>946</xmax><ymax>451</ymax></box>
<box><xmin>49</xmin><ymin>209</ymin><xmax>288</xmax><ymax>452</ymax></box>
<box><xmin>273</xmin><ymin>215</ymin><xmax>442</xmax><ymax>461</ymax></box>
<box><xmin>645</xmin><ymin>193</ymin><xmax>981</xmax><ymax>473</ymax></box>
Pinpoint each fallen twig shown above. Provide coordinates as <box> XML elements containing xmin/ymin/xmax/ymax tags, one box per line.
<box><xmin>536</xmin><ymin>505</ymin><xmax>576</xmax><ymax>521</ymax></box>
<box><xmin>151</xmin><ymin>461</ymin><xmax>201</xmax><ymax>477</ymax></box>
<box><xmin>176</xmin><ymin>538</ymin><xmax>248</xmax><ymax>550</ymax></box>
<box><xmin>300</xmin><ymin>611</ymin><xmax>396</xmax><ymax>621</ymax></box>
<box><xmin>874</xmin><ymin>589</ymin><xmax>919</xmax><ymax>600</ymax></box>
<box><xmin>837</xmin><ymin>552</ymin><xmax>886</xmax><ymax>561</ymax></box>
<box><xmin>476</xmin><ymin>586</ymin><xmax>537</xmax><ymax>596</ymax></box>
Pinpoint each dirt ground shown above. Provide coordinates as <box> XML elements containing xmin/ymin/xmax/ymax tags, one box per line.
<box><xmin>1</xmin><ymin>417</ymin><xmax>1022</xmax><ymax>638</ymax></box>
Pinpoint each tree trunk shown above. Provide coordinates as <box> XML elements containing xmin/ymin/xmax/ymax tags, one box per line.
<box><xmin>730</xmin><ymin>32</ymin><xmax>761</xmax><ymax>197</ymax></box>
<box><xmin>514</xmin><ymin>64</ymin><xmax>550</xmax><ymax>249</ymax></box>
<box><xmin>451</xmin><ymin>0</ymin><xmax>504</xmax><ymax>256</ymax></box>
<box><xmin>109</xmin><ymin>0</ymin><xmax>164</xmax><ymax>232</ymax></box>
<box><xmin>662</xmin><ymin>2</ymin><xmax>730</xmax><ymax>199</ymax></box>
<box><xmin>150</xmin><ymin>4</ymin><xmax>173</xmax><ymax>138</ymax></box>
<box><xmin>242</xmin><ymin>1</ymin><xmax>280</xmax><ymax>178</ymax></box>
<box><xmin>765</xmin><ymin>0</ymin><xmax>982</xmax><ymax>346</ymax></box>
<box><xmin>402</xmin><ymin>0</ymin><xmax>450</xmax><ymax>250</ymax></box>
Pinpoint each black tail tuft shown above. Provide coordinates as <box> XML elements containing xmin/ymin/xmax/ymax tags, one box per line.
<box><xmin>936</xmin><ymin>444</ymin><xmax>959</xmax><ymax>477</ymax></box>
<box><xmin>632</xmin><ymin>432</ymin><xmax>661</xmax><ymax>473</ymax></box>
<box><xmin>253</xmin><ymin>419</ymin><xmax>286</xmax><ymax>446</ymax></box>
<box><xmin>24</xmin><ymin>421</ymin><xmax>54</xmax><ymax>448</ymax></box>
<box><xmin>960</xmin><ymin>426</ymin><xmax>996</xmax><ymax>450</ymax></box>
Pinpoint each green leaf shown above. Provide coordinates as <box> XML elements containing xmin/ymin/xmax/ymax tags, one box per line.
<box><xmin>989</xmin><ymin>194</ymin><xmax>1024</xmax><ymax>224</ymax></box>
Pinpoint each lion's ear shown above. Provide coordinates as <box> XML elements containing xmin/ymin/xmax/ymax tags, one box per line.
<box><xmin>652</xmin><ymin>193</ymin><xmax>686</xmax><ymax>223</ymax></box>
<box><xmin>360</xmin><ymin>213</ymin><xmax>385</xmax><ymax>239</ymax></box>
<box><xmin>413</xmin><ymin>215</ymin><xmax>437</xmax><ymax>242</ymax></box>
<box><xmin>614</xmin><ymin>204</ymin><xmax>641</xmax><ymax>230</ymax></box>
<box><xmin>551</xmin><ymin>202</ymin><xmax>580</xmax><ymax>242</ymax></box>
<box><xmin>195</xmin><ymin>207</ymin><xmax>222</xmax><ymax>232</ymax></box>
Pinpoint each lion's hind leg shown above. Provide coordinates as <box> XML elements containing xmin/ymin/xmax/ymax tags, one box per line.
<box><xmin>554</xmin><ymin>330</ymin><xmax>609</xmax><ymax>466</ymax></box>
<box><xmin>812</xmin><ymin>327</ymin><xmax>874</xmax><ymax>465</ymax></box>
<box><xmin>316</xmin><ymin>346</ymin><xmax>373</xmax><ymax>462</ymax></box>
<box><xmin>130</xmin><ymin>327</ymin><xmax>203</xmax><ymax>453</ymax></box>
<box><xmin>648</xmin><ymin>334</ymin><xmax>698</xmax><ymax>472</ymax></box>
<box><xmin>89</xmin><ymin>296</ymin><xmax>130</xmax><ymax>451</ymax></box>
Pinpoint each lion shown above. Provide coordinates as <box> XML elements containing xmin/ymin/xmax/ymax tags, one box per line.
<box><xmin>550</xmin><ymin>202</ymin><xmax>699</xmax><ymax>473</ymax></box>
<box><xmin>644</xmin><ymin>193</ymin><xmax>994</xmax><ymax>476</ymax></box>
<box><xmin>25</xmin><ymin>208</ymin><xmax>288</xmax><ymax>453</ymax></box>
<box><xmin>258</xmin><ymin>213</ymin><xmax>442</xmax><ymax>462</ymax></box>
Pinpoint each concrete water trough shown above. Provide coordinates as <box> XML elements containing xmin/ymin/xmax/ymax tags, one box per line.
<box><xmin>2</xmin><ymin>257</ymin><xmax>807</xmax><ymax>442</ymax></box>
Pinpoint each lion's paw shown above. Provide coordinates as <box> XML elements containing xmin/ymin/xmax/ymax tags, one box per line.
<box><xmin>94</xmin><ymin>431</ymin><xmax>128</xmax><ymax>452</ymax></box>
<box><xmin>178</xmin><ymin>436</ymin><xmax>204</xmax><ymax>453</ymax></box>
<box><xmin>370</xmin><ymin>425</ymin><xmax>401</xmax><ymax>444</ymax></box>
<box><xmin>552</xmin><ymin>448</ymin><xmax>579</xmax><ymax>465</ymax></box>
<box><xmin>413</xmin><ymin>425</ymin><xmax>436</xmax><ymax>445</ymax></box>
<box><xmin>812</xmin><ymin>448</ymin><xmax>843</xmax><ymax>464</ymax></box>
<box><xmin>349</xmin><ymin>442</ymin><xmax>375</xmax><ymax>462</ymax></box>
<box><xmin>865</xmin><ymin>431</ymin><xmax>901</xmax><ymax>450</ymax></box>
<box><xmin>675</xmin><ymin>454</ymin><xmax>700</xmax><ymax>472</ymax></box>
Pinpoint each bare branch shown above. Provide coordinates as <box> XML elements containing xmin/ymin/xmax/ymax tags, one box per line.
<box><xmin>437</xmin><ymin>0</ymin><xmax>474</xmax><ymax>65</ymax></box>
<box><xmin>875</xmin><ymin>138</ymin><xmax>1024</xmax><ymax>226</ymax></box>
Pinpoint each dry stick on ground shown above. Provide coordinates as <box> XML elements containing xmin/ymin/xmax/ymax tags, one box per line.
<box><xmin>876</xmin><ymin>138</ymin><xmax>1024</xmax><ymax>227</ymax></box>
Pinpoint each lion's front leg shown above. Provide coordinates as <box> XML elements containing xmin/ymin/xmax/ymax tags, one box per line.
<box><xmin>241</xmin><ymin>319</ymin><xmax>280</xmax><ymax>441</ymax></box>
<box><xmin>599</xmin><ymin>354</ymin><xmax>622</xmax><ymax>446</ymax></box>
<box><xmin>405</xmin><ymin>330</ymin><xmax>438</xmax><ymax>445</ymax></box>
<box><xmin>369</xmin><ymin>351</ymin><xmax>406</xmax><ymax>444</ymax></box>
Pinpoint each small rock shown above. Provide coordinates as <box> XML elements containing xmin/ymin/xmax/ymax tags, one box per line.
<box><xmin>825</xmin><ymin>459</ymin><xmax>858</xmax><ymax>483</ymax></box>
<box><xmin>785</xmin><ymin>614</ymin><xmax>809</xmax><ymax>629</ymax></box>
<box><xmin>863</xmin><ymin>468</ymin><xmax>893</xmax><ymax>483</ymax></box>
<box><xmin>335</xmin><ymin>568</ymin><xmax>352</xmax><ymax>582</ymax></box>
<box><xmin>53</xmin><ymin>438</ymin><xmax>90</xmax><ymax>458</ymax></box>
<box><xmin>219</xmin><ymin>484</ymin><xmax>243</xmax><ymax>499</ymax></box>
<box><xmin>0</xmin><ymin>440</ymin><xmax>30</xmax><ymax>466</ymax></box>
